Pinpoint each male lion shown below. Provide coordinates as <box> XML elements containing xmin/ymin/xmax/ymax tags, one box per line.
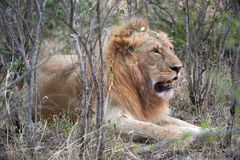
<box><xmin>34</xmin><ymin>18</ymin><xmax>202</xmax><ymax>141</ymax></box>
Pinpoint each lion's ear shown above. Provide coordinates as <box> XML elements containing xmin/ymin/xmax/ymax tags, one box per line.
<box><xmin>110</xmin><ymin>37</ymin><xmax>142</xmax><ymax>56</ymax></box>
<box><xmin>105</xmin><ymin>18</ymin><xmax>148</xmax><ymax>57</ymax></box>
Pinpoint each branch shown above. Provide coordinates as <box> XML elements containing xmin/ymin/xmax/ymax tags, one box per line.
<box><xmin>71</xmin><ymin>31</ymin><xmax>90</xmax><ymax>158</ymax></box>
<box><xmin>26</xmin><ymin>0</ymin><xmax>46</xmax><ymax>145</ymax></box>
<box><xmin>96</xmin><ymin>0</ymin><xmax>105</xmax><ymax>159</ymax></box>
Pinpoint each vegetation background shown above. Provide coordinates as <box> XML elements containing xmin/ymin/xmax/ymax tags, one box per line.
<box><xmin>0</xmin><ymin>0</ymin><xmax>239</xmax><ymax>159</ymax></box>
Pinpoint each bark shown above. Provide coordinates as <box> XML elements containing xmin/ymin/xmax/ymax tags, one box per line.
<box><xmin>96</xmin><ymin>0</ymin><xmax>105</xmax><ymax>159</ymax></box>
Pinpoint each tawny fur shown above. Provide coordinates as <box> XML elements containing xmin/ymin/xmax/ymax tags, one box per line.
<box><xmin>34</xmin><ymin>18</ymin><xmax>203</xmax><ymax>141</ymax></box>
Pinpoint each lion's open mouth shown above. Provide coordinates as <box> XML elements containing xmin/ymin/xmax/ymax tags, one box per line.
<box><xmin>154</xmin><ymin>73</ymin><xmax>181</xmax><ymax>93</ymax></box>
<box><xmin>154</xmin><ymin>81</ymin><xmax>173</xmax><ymax>93</ymax></box>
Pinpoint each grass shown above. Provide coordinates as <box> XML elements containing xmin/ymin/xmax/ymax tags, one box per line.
<box><xmin>0</xmin><ymin>70</ymin><xmax>239</xmax><ymax>160</ymax></box>
<box><xmin>0</xmin><ymin>31</ymin><xmax>239</xmax><ymax>160</ymax></box>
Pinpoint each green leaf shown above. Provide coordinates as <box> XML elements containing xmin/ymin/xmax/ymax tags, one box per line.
<box><xmin>132</xmin><ymin>145</ymin><xmax>141</xmax><ymax>153</ymax></box>
<box><xmin>57</xmin><ymin>31</ymin><xmax>67</xmax><ymax>42</ymax></box>
<box><xmin>207</xmin><ymin>134</ymin><xmax>216</xmax><ymax>142</ymax></box>
<box><xmin>232</xmin><ymin>17</ymin><xmax>240</xmax><ymax>29</ymax></box>
<box><xmin>236</xmin><ymin>107</ymin><xmax>240</xmax><ymax>117</ymax></box>
<box><xmin>110</xmin><ymin>65</ymin><xmax>112</xmax><ymax>73</ymax></box>
<box><xmin>111</xmin><ymin>12</ymin><xmax>121</xmax><ymax>25</ymax></box>
<box><xmin>225</xmin><ymin>37</ymin><xmax>236</xmax><ymax>48</ymax></box>
<box><xmin>112</xmin><ymin>123</ymin><xmax>116</xmax><ymax>129</ymax></box>
<box><xmin>200</xmin><ymin>120</ymin><xmax>208</xmax><ymax>129</ymax></box>
<box><xmin>114</xmin><ymin>144</ymin><xmax>120</xmax><ymax>151</ymax></box>
<box><xmin>0</xmin><ymin>43</ymin><xmax>9</xmax><ymax>53</ymax></box>
<box><xmin>181</xmin><ymin>131</ymin><xmax>192</xmax><ymax>139</ymax></box>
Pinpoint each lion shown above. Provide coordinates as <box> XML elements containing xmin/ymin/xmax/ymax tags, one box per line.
<box><xmin>34</xmin><ymin>18</ymin><xmax>202</xmax><ymax>141</ymax></box>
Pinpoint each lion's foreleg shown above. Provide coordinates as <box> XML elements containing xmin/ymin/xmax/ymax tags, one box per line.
<box><xmin>159</xmin><ymin>116</ymin><xmax>202</xmax><ymax>135</ymax></box>
<box><xmin>112</xmin><ymin>116</ymin><xmax>182</xmax><ymax>141</ymax></box>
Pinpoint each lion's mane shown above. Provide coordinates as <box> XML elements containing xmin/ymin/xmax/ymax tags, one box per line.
<box><xmin>104</xmin><ymin>19</ymin><xmax>169</xmax><ymax>122</ymax></box>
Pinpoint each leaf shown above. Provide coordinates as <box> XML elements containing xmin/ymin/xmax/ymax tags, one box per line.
<box><xmin>200</xmin><ymin>120</ymin><xmax>208</xmax><ymax>129</ymax></box>
<box><xmin>181</xmin><ymin>131</ymin><xmax>192</xmax><ymax>139</ymax></box>
<box><xmin>236</xmin><ymin>107</ymin><xmax>240</xmax><ymax>117</ymax></box>
<box><xmin>207</xmin><ymin>134</ymin><xmax>216</xmax><ymax>142</ymax></box>
<box><xmin>114</xmin><ymin>144</ymin><xmax>120</xmax><ymax>151</ymax></box>
<box><xmin>0</xmin><ymin>43</ymin><xmax>9</xmax><ymax>53</ymax></box>
<box><xmin>109</xmin><ymin>65</ymin><xmax>112</xmax><ymax>73</ymax></box>
<box><xmin>132</xmin><ymin>145</ymin><xmax>141</xmax><ymax>153</ymax></box>
<box><xmin>111</xmin><ymin>12</ymin><xmax>121</xmax><ymax>25</ymax></box>
<box><xmin>112</xmin><ymin>123</ymin><xmax>116</xmax><ymax>129</ymax></box>
<box><xmin>232</xmin><ymin>17</ymin><xmax>240</xmax><ymax>29</ymax></box>
<box><xmin>225</xmin><ymin>37</ymin><xmax>236</xmax><ymax>48</ymax></box>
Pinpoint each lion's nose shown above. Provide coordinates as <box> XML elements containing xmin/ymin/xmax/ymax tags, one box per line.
<box><xmin>170</xmin><ymin>66</ymin><xmax>182</xmax><ymax>74</ymax></box>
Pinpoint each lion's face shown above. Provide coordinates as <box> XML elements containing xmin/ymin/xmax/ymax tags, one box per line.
<box><xmin>133</xmin><ymin>30</ymin><xmax>183</xmax><ymax>100</ymax></box>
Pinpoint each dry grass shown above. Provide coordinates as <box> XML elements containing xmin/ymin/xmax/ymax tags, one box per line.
<box><xmin>1</xmin><ymin>71</ymin><xmax>239</xmax><ymax>160</ymax></box>
<box><xmin>0</xmin><ymin>34</ymin><xmax>239</xmax><ymax>160</ymax></box>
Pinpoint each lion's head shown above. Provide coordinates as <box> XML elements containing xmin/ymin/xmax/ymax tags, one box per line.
<box><xmin>104</xmin><ymin>18</ymin><xmax>182</xmax><ymax>122</ymax></box>
<box><xmin>136</xmin><ymin>29</ymin><xmax>182</xmax><ymax>100</ymax></box>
